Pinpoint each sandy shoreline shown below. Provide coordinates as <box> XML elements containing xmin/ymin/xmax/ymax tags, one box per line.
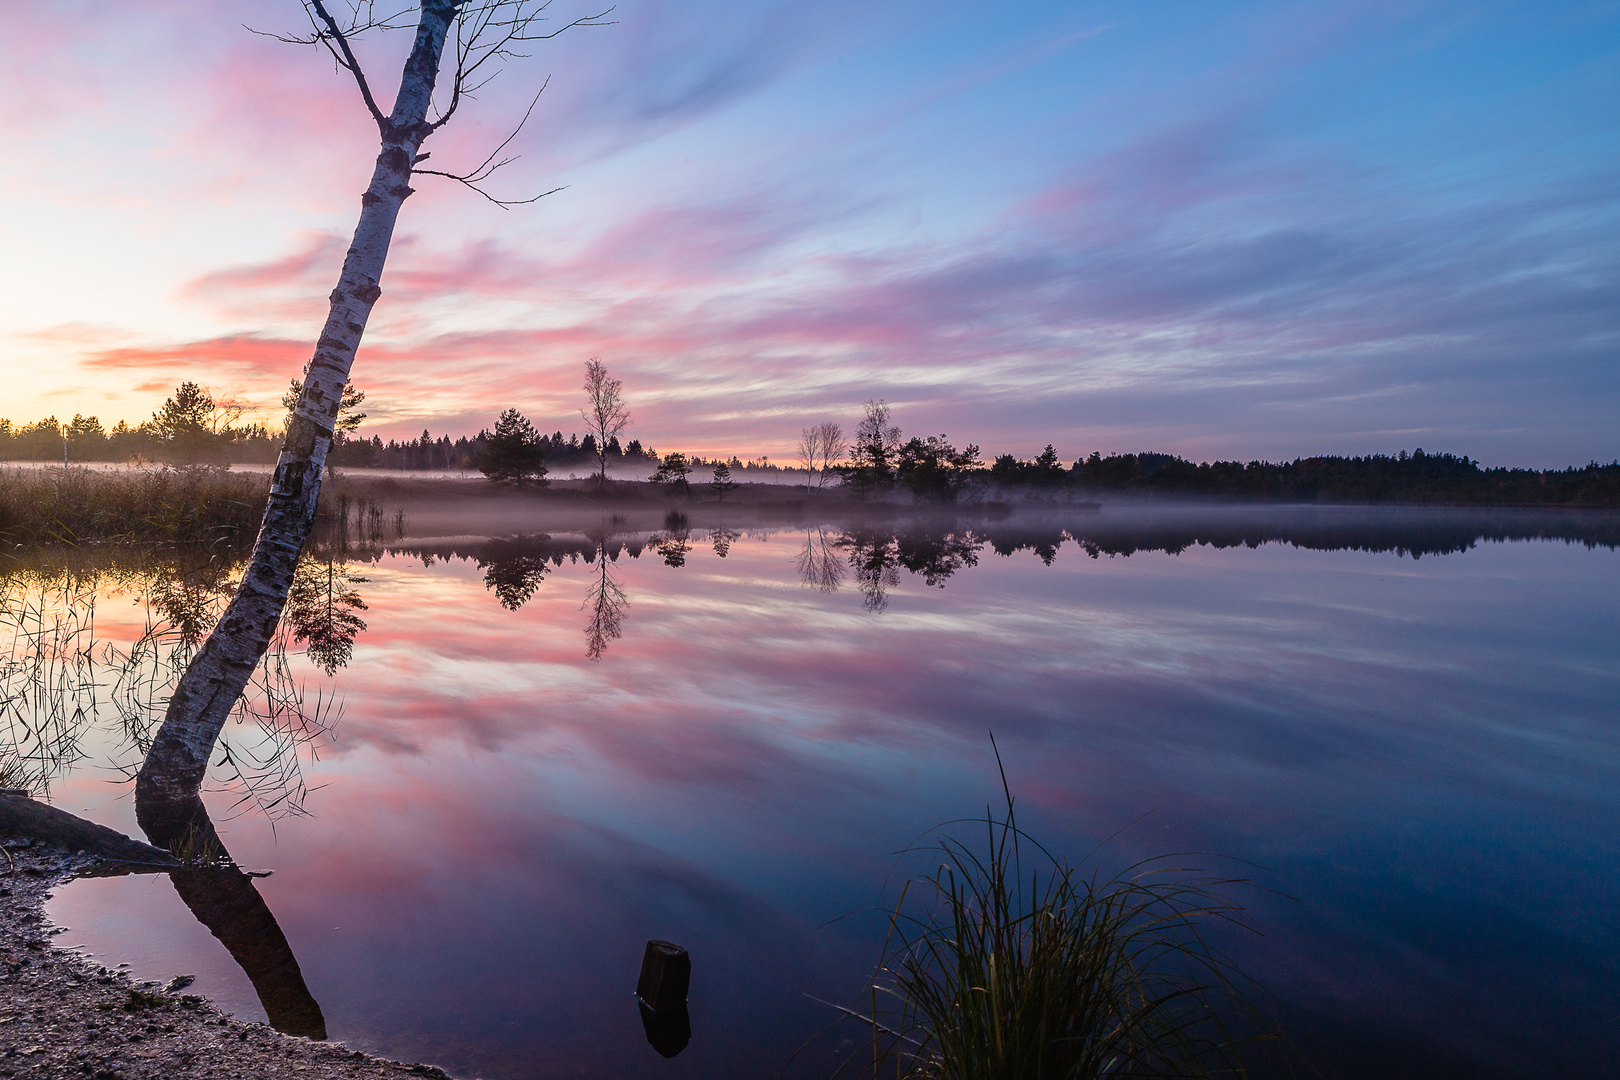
<box><xmin>0</xmin><ymin>844</ymin><xmax>458</xmax><ymax>1080</ymax></box>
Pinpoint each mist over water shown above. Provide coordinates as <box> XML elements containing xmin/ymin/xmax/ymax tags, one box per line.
<box><xmin>24</xmin><ymin>505</ymin><xmax>1620</xmax><ymax>1079</ymax></box>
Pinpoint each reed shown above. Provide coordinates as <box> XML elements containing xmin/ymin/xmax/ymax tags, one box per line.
<box><xmin>0</xmin><ymin>465</ymin><xmax>268</xmax><ymax>547</ymax></box>
<box><xmin>857</xmin><ymin>752</ymin><xmax>1276</xmax><ymax>1079</ymax></box>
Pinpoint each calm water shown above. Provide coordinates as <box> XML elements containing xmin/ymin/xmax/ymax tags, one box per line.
<box><xmin>15</xmin><ymin>506</ymin><xmax>1620</xmax><ymax>1078</ymax></box>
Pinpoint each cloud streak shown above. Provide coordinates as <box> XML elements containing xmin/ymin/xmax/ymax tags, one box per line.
<box><xmin>3</xmin><ymin>0</ymin><xmax>1616</xmax><ymax>464</ymax></box>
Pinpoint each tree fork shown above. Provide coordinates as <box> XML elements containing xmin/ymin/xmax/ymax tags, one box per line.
<box><xmin>136</xmin><ymin>1</ymin><xmax>463</xmax><ymax>844</ymax></box>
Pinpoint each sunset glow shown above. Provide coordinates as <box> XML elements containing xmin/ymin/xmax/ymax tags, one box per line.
<box><xmin>2</xmin><ymin>1</ymin><xmax>1615</xmax><ymax>464</ymax></box>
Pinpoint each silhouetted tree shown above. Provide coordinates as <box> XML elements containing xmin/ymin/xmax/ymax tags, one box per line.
<box><xmin>284</xmin><ymin>378</ymin><xmax>366</xmax><ymax>435</ymax></box>
<box><xmin>479</xmin><ymin>408</ymin><xmax>549</xmax><ymax>485</ymax></box>
<box><xmin>843</xmin><ymin>400</ymin><xmax>903</xmax><ymax>496</ymax></box>
<box><xmin>650</xmin><ymin>452</ymin><xmax>692</xmax><ymax>498</ymax></box>
<box><xmin>64</xmin><ymin>414</ymin><xmax>106</xmax><ymax>461</ymax></box>
<box><xmin>897</xmin><ymin>434</ymin><xmax>983</xmax><ymax>503</ymax></box>
<box><xmin>814</xmin><ymin>420</ymin><xmax>848</xmax><ymax>487</ymax></box>
<box><xmin>149</xmin><ymin>382</ymin><xmax>225</xmax><ymax>465</ymax></box>
<box><xmin>710</xmin><ymin>461</ymin><xmax>737</xmax><ymax>502</ymax></box>
<box><xmin>796</xmin><ymin>427</ymin><xmax>819</xmax><ymax>492</ymax></box>
<box><xmin>581</xmin><ymin>358</ymin><xmax>630</xmax><ymax>488</ymax></box>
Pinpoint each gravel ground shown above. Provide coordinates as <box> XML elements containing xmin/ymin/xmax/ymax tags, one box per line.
<box><xmin>0</xmin><ymin>844</ymin><xmax>459</xmax><ymax>1080</ymax></box>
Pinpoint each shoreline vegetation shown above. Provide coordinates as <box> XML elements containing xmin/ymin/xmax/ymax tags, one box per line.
<box><xmin>3</xmin><ymin>387</ymin><xmax>1617</xmax><ymax>513</ymax></box>
<box><xmin>4</xmin><ymin>463</ymin><xmax>1620</xmax><ymax>551</ymax></box>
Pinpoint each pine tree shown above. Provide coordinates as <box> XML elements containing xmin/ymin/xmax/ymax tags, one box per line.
<box><xmin>710</xmin><ymin>461</ymin><xmax>738</xmax><ymax>502</ymax></box>
<box><xmin>478</xmin><ymin>409</ymin><xmax>549</xmax><ymax>486</ymax></box>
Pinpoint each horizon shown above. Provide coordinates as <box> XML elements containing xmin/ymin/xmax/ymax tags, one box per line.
<box><xmin>3</xmin><ymin>388</ymin><xmax>1620</xmax><ymax>472</ymax></box>
<box><xmin>2</xmin><ymin>2</ymin><xmax>1616</xmax><ymax>468</ymax></box>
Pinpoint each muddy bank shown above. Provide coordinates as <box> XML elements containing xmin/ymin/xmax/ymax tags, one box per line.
<box><xmin>0</xmin><ymin>845</ymin><xmax>458</xmax><ymax>1080</ymax></box>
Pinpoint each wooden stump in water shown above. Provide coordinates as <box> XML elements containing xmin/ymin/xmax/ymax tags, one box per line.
<box><xmin>636</xmin><ymin>939</ymin><xmax>691</xmax><ymax>1011</ymax></box>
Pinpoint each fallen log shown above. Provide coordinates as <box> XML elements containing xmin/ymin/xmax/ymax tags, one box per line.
<box><xmin>0</xmin><ymin>793</ymin><xmax>179</xmax><ymax>867</ymax></box>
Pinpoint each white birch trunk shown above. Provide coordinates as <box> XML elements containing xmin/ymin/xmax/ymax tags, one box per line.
<box><xmin>137</xmin><ymin>1</ymin><xmax>462</xmax><ymax>844</ymax></box>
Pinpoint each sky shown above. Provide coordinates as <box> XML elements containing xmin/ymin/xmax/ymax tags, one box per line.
<box><xmin>0</xmin><ymin>0</ymin><xmax>1616</xmax><ymax>466</ymax></box>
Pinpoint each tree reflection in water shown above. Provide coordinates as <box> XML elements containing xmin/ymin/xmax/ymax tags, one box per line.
<box><xmin>794</xmin><ymin>528</ymin><xmax>845</xmax><ymax>593</ymax></box>
<box><xmin>654</xmin><ymin>520</ymin><xmax>692</xmax><ymax>569</ymax></box>
<box><xmin>833</xmin><ymin>525</ymin><xmax>983</xmax><ymax>612</ymax></box>
<box><xmin>0</xmin><ymin>557</ymin><xmax>341</xmax><ymax>816</ymax></box>
<box><xmin>709</xmin><ymin>524</ymin><xmax>739</xmax><ymax>559</ymax></box>
<box><xmin>284</xmin><ymin>557</ymin><xmax>369</xmax><ymax>675</ymax></box>
<box><xmin>476</xmin><ymin>534</ymin><xmax>553</xmax><ymax>611</ymax></box>
<box><xmin>465</xmin><ymin>525</ymin><xmax>635</xmax><ymax>660</ymax></box>
<box><xmin>835</xmin><ymin>529</ymin><xmax>902</xmax><ymax>613</ymax></box>
<box><xmin>89</xmin><ymin>794</ymin><xmax>331</xmax><ymax>1040</ymax></box>
<box><xmin>583</xmin><ymin>538</ymin><xmax>629</xmax><ymax>661</ymax></box>
<box><xmin>1</xmin><ymin>561</ymin><xmax>332</xmax><ymax>1040</ymax></box>
<box><xmin>164</xmin><ymin>859</ymin><xmax>328</xmax><ymax>1038</ymax></box>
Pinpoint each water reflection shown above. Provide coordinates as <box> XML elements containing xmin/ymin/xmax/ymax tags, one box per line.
<box><xmin>583</xmin><ymin>539</ymin><xmax>629</xmax><ymax>661</ymax></box>
<box><xmin>709</xmin><ymin>524</ymin><xmax>740</xmax><ymax>559</ymax></box>
<box><xmin>476</xmin><ymin>534</ymin><xmax>552</xmax><ymax>611</ymax></box>
<box><xmin>639</xmin><ymin>1000</ymin><xmax>692</xmax><ymax>1058</ymax></box>
<box><xmin>164</xmin><ymin>862</ymin><xmax>327</xmax><ymax>1038</ymax></box>
<box><xmin>0</xmin><ymin>553</ymin><xmax>339</xmax><ymax>813</ymax></box>
<box><xmin>390</xmin><ymin>508</ymin><xmax>1620</xmax><ymax>637</ymax></box>
<box><xmin>837</xmin><ymin>528</ymin><xmax>902</xmax><ymax>613</ymax></box>
<box><xmin>34</xmin><ymin>505</ymin><xmax>1620</xmax><ymax>1079</ymax></box>
<box><xmin>655</xmin><ymin>510</ymin><xmax>693</xmax><ymax>570</ymax></box>
<box><xmin>285</xmin><ymin>557</ymin><xmax>370</xmax><ymax>675</ymax></box>
<box><xmin>794</xmin><ymin>528</ymin><xmax>844</xmax><ymax>593</ymax></box>
<box><xmin>84</xmin><ymin>796</ymin><xmax>330</xmax><ymax>1040</ymax></box>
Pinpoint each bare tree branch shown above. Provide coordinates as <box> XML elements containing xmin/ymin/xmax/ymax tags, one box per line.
<box><xmin>262</xmin><ymin>1</ymin><xmax>613</xmax><ymax>207</ymax></box>
<box><xmin>246</xmin><ymin>2</ymin><xmax>410</xmax><ymax>134</ymax></box>
<box><xmin>307</xmin><ymin>0</ymin><xmax>394</xmax><ymax>133</ymax></box>
<box><xmin>412</xmin><ymin>81</ymin><xmax>561</xmax><ymax>206</ymax></box>
<box><xmin>431</xmin><ymin>3</ymin><xmax>615</xmax><ymax>133</ymax></box>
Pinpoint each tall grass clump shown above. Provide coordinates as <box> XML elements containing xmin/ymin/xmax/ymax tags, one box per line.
<box><xmin>0</xmin><ymin>465</ymin><xmax>269</xmax><ymax>547</ymax></box>
<box><xmin>854</xmin><ymin>753</ymin><xmax>1277</xmax><ymax>1079</ymax></box>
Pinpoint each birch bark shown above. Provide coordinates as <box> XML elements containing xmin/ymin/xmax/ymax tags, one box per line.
<box><xmin>137</xmin><ymin>1</ymin><xmax>463</xmax><ymax>844</ymax></box>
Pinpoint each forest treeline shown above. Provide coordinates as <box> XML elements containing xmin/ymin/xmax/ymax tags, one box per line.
<box><xmin>4</xmin><ymin>385</ymin><xmax>1617</xmax><ymax>506</ymax></box>
<box><xmin>826</xmin><ymin>401</ymin><xmax>1620</xmax><ymax>506</ymax></box>
<box><xmin>0</xmin><ymin>383</ymin><xmax>738</xmax><ymax>475</ymax></box>
<box><xmin>1046</xmin><ymin>448</ymin><xmax>1620</xmax><ymax>506</ymax></box>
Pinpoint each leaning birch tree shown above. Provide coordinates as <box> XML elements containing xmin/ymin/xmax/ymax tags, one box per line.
<box><xmin>136</xmin><ymin>0</ymin><xmax>605</xmax><ymax>845</ymax></box>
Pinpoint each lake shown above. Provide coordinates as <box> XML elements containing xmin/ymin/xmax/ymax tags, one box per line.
<box><xmin>10</xmin><ymin>503</ymin><xmax>1619</xmax><ymax>1078</ymax></box>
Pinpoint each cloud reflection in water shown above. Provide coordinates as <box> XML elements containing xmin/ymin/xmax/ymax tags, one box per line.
<box><xmin>40</xmin><ymin>507</ymin><xmax>1620</xmax><ymax>1078</ymax></box>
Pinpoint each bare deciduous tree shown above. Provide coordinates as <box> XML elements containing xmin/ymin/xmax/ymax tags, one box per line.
<box><xmin>815</xmin><ymin>421</ymin><xmax>847</xmax><ymax>487</ymax></box>
<box><xmin>796</xmin><ymin>427</ymin><xmax>820</xmax><ymax>493</ymax></box>
<box><xmin>136</xmin><ymin>0</ymin><xmax>605</xmax><ymax>846</ymax></box>
<box><xmin>795</xmin><ymin>421</ymin><xmax>849</xmax><ymax>491</ymax></box>
<box><xmin>580</xmin><ymin>357</ymin><xmax>631</xmax><ymax>489</ymax></box>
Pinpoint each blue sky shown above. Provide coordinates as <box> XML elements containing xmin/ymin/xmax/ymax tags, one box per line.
<box><xmin>1</xmin><ymin>0</ymin><xmax>1615</xmax><ymax>464</ymax></box>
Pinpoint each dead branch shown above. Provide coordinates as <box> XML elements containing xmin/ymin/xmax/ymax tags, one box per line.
<box><xmin>431</xmin><ymin>1</ymin><xmax>615</xmax><ymax>133</ymax></box>
<box><xmin>0</xmin><ymin>793</ymin><xmax>180</xmax><ymax>866</ymax></box>
<box><xmin>412</xmin><ymin>82</ymin><xmax>565</xmax><ymax>206</ymax></box>
<box><xmin>246</xmin><ymin>1</ymin><xmax>417</xmax><ymax>135</ymax></box>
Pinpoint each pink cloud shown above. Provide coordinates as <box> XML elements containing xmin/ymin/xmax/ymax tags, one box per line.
<box><xmin>83</xmin><ymin>334</ymin><xmax>310</xmax><ymax>379</ymax></box>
